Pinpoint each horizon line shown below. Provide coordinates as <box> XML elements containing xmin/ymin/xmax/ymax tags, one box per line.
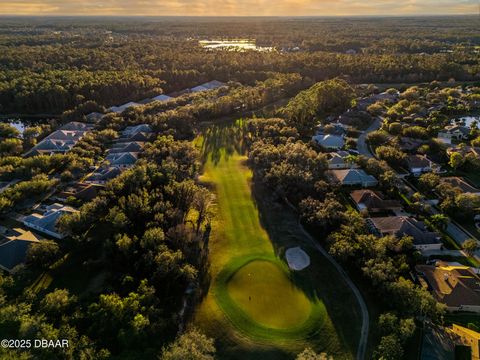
<box><xmin>0</xmin><ymin>14</ymin><xmax>477</xmax><ymax>18</ymax></box>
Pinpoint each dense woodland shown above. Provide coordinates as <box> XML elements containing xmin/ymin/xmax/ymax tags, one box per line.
<box><xmin>0</xmin><ymin>16</ymin><xmax>479</xmax><ymax>114</ymax></box>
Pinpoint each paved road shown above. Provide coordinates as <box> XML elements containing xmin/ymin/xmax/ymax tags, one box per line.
<box><xmin>357</xmin><ymin>117</ymin><xmax>381</xmax><ymax>158</ymax></box>
<box><xmin>297</xmin><ymin>220</ymin><xmax>369</xmax><ymax>360</ymax></box>
<box><xmin>421</xmin><ymin>249</ymin><xmax>467</xmax><ymax>257</ymax></box>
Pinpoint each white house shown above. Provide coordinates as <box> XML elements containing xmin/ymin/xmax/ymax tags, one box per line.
<box><xmin>23</xmin><ymin>204</ymin><xmax>78</xmax><ymax>239</ymax></box>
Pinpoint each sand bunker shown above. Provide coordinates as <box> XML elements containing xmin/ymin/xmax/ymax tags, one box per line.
<box><xmin>285</xmin><ymin>247</ymin><xmax>310</xmax><ymax>271</ymax></box>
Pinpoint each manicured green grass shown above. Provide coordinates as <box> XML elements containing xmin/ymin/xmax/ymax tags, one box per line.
<box><xmin>227</xmin><ymin>259</ymin><xmax>312</xmax><ymax>330</ymax></box>
<box><xmin>193</xmin><ymin>124</ymin><xmax>359</xmax><ymax>359</ymax></box>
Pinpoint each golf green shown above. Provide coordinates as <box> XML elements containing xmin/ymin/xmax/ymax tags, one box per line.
<box><xmin>227</xmin><ymin>260</ymin><xmax>312</xmax><ymax>330</ymax></box>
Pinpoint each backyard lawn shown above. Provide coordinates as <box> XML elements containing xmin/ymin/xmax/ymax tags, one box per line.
<box><xmin>193</xmin><ymin>123</ymin><xmax>361</xmax><ymax>360</ymax></box>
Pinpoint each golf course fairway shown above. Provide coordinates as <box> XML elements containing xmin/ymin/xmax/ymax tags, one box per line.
<box><xmin>193</xmin><ymin>124</ymin><xmax>359</xmax><ymax>360</ymax></box>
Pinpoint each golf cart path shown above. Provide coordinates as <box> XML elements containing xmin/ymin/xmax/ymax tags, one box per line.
<box><xmin>295</xmin><ymin>218</ymin><xmax>369</xmax><ymax>360</ymax></box>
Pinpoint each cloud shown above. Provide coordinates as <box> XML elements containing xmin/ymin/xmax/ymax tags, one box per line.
<box><xmin>0</xmin><ymin>0</ymin><xmax>477</xmax><ymax>16</ymax></box>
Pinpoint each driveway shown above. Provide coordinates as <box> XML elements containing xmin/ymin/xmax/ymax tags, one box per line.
<box><xmin>357</xmin><ymin>117</ymin><xmax>381</xmax><ymax>158</ymax></box>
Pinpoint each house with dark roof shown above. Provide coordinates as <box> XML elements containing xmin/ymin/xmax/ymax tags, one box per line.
<box><xmin>369</xmin><ymin>216</ymin><xmax>442</xmax><ymax>251</ymax></box>
<box><xmin>416</xmin><ymin>261</ymin><xmax>480</xmax><ymax>313</ymax></box>
<box><xmin>58</xmin><ymin>122</ymin><xmax>93</xmax><ymax>132</ymax></box>
<box><xmin>25</xmin><ymin>139</ymin><xmax>77</xmax><ymax>156</ymax></box>
<box><xmin>85</xmin><ymin>112</ymin><xmax>104</xmax><ymax>123</ymax></box>
<box><xmin>105</xmin><ymin>152</ymin><xmax>138</xmax><ymax>168</ymax></box>
<box><xmin>24</xmin><ymin>122</ymin><xmax>92</xmax><ymax>157</ymax></box>
<box><xmin>0</xmin><ymin>227</ymin><xmax>42</xmax><ymax>273</ymax></box>
<box><xmin>54</xmin><ymin>182</ymin><xmax>104</xmax><ymax>203</ymax></box>
<box><xmin>406</xmin><ymin>155</ymin><xmax>437</xmax><ymax>176</ymax></box>
<box><xmin>350</xmin><ymin>190</ymin><xmax>402</xmax><ymax>213</ymax></box>
<box><xmin>122</xmin><ymin>124</ymin><xmax>153</xmax><ymax>137</ymax></box>
<box><xmin>328</xmin><ymin>169</ymin><xmax>378</xmax><ymax>187</ymax></box>
<box><xmin>23</xmin><ymin>203</ymin><xmax>78</xmax><ymax>239</ymax></box>
<box><xmin>84</xmin><ymin>167</ymin><xmax>122</xmax><ymax>185</ymax></box>
<box><xmin>399</xmin><ymin>137</ymin><xmax>428</xmax><ymax>152</ymax></box>
<box><xmin>441</xmin><ymin>177</ymin><xmax>480</xmax><ymax>195</ymax></box>
<box><xmin>117</xmin><ymin>132</ymin><xmax>153</xmax><ymax>143</ymax></box>
<box><xmin>109</xmin><ymin>141</ymin><xmax>144</xmax><ymax>154</ymax></box>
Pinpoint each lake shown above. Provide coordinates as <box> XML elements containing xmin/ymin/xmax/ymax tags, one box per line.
<box><xmin>199</xmin><ymin>39</ymin><xmax>273</xmax><ymax>52</ymax></box>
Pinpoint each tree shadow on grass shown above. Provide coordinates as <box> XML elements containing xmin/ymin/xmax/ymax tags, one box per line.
<box><xmin>199</xmin><ymin>121</ymin><xmax>249</xmax><ymax>165</ymax></box>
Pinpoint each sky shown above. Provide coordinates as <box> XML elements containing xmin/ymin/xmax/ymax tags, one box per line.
<box><xmin>0</xmin><ymin>0</ymin><xmax>478</xmax><ymax>16</ymax></box>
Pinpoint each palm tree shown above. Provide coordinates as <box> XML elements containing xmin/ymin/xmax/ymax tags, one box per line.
<box><xmin>429</xmin><ymin>214</ymin><xmax>449</xmax><ymax>230</ymax></box>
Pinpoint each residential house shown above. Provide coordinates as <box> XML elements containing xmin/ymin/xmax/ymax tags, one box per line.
<box><xmin>450</xmin><ymin>324</ymin><xmax>480</xmax><ymax>359</ymax></box>
<box><xmin>369</xmin><ymin>216</ymin><xmax>442</xmax><ymax>250</ymax></box>
<box><xmin>54</xmin><ymin>182</ymin><xmax>104</xmax><ymax>203</ymax></box>
<box><xmin>399</xmin><ymin>137</ymin><xmax>428</xmax><ymax>152</ymax></box>
<box><xmin>441</xmin><ymin>177</ymin><xmax>480</xmax><ymax>195</ymax></box>
<box><xmin>149</xmin><ymin>94</ymin><xmax>173</xmax><ymax>103</ymax></box>
<box><xmin>85</xmin><ymin>112</ymin><xmax>104</xmax><ymax>123</ymax></box>
<box><xmin>109</xmin><ymin>141</ymin><xmax>144</xmax><ymax>154</ymax></box>
<box><xmin>350</xmin><ymin>190</ymin><xmax>402</xmax><ymax>213</ymax></box>
<box><xmin>117</xmin><ymin>132</ymin><xmax>153</xmax><ymax>143</ymax></box>
<box><xmin>313</xmin><ymin>134</ymin><xmax>345</xmax><ymax>150</ymax></box>
<box><xmin>23</xmin><ymin>203</ymin><xmax>78</xmax><ymax>239</ymax></box>
<box><xmin>25</xmin><ymin>139</ymin><xmax>77</xmax><ymax>156</ymax></box>
<box><xmin>316</xmin><ymin>123</ymin><xmax>346</xmax><ymax>137</ymax></box>
<box><xmin>438</xmin><ymin>125</ymin><xmax>470</xmax><ymax>144</ymax></box>
<box><xmin>328</xmin><ymin>169</ymin><xmax>378</xmax><ymax>187</ymax></box>
<box><xmin>108</xmin><ymin>102</ymin><xmax>140</xmax><ymax>114</ymax></box>
<box><xmin>190</xmin><ymin>80</ymin><xmax>226</xmax><ymax>93</ymax></box>
<box><xmin>105</xmin><ymin>152</ymin><xmax>138</xmax><ymax>168</ymax></box>
<box><xmin>84</xmin><ymin>167</ymin><xmax>122</xmax><ymax>185</ymax></box>
<box><xmin>122</xmin><ymin>124</ymin><xmax>153</xmax><ymax>137</ymax></box>
<box><xmin>416</xmin><ymin>261</ymin><xmax>480</xmax><ymax>313</ymax></box>
<box><xmin>337</xmin><ymin>109</ymin><xmax>372</xmax><ymax>128</ymax></box>
<box><xmin>446</xmin><ymin>145</ymin><xmax>480</xmax><ymax>158</ymax></box>
<box><xmin>406</xmin><ymin>155</ymin><xmax>436</xmax><ymax>176</ymax></box>
<box><xmin>0</xmin><ymin>227</ymin><xmax>42</xmax><ymax>273</ymax></box>
<box><xmin>355</xmin><ymin>91</ymin><xmax>399</xmax><ymax>110</ymax></box>
<box><xmin>58</xmin><ymin>122</ymin><xmax>93</xmax><ymax>132</ymax></box>
<box><xmin>327</xmin><ymin>151</ymin><xmax>358</xmax><ymax>169</ymax></box>
<box><xmin>24</xmin><ymin>122</ymin><xmax>92</xmax><ymax>157</ymax></box>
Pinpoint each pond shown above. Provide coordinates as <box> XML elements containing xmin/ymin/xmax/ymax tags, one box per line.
<box><xmin>199</xmin><ymin>39</ymin><xmax>273</xmax><ymax>52</ymax></box>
